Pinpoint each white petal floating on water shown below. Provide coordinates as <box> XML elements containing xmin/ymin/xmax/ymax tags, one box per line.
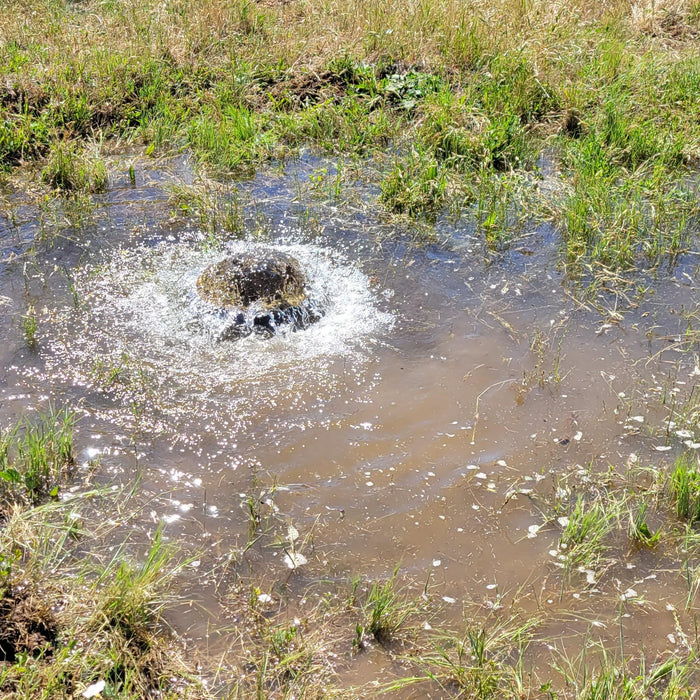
<box><xmin>557</xmin><ymin>517</ymin><xmax>570</xmax><ymax>528</ymax></box>
<box><xmin>442</xmin><ymin>596</ymin><xmax>456</xmax><ymax>604</ymax></box>
<box><xmin>621</xmin><ymin>588</ymin><xmax>637</xmax><ymax>601</ymax></box>
<box><xmin>629</xmin><ymin>416</ymin><xmax>645</xmax><ymax>423</ymax></box>
<box><xmin>676</xmin><ymin>429</ymin><xmax>693</xmax><ymax>439</ymax></box>
<box><xmin>287</xmin><ymin>525</ymin><xmax>299</xmax><ymax>543</ymax></box>
<box><xmin>654</xmin><ymin>445</ymin><xmax>672</xmax><ymax>452</ymax></box>
<box><xmin>83</xmin><ymin>681</ymin><xmax>106</xmax><ymax>699</ymax></box>
<box><xmin>475</xmin><ymin>472</ymin><xmax>487</xmax><ymax>479</ymax></box>
<box><xmin>283</xmin><ymin>552</ymin><xmax>308</xmax><ymax>569</ymax></box>
<box><xmin>257</xmin><ymin>593</ymin><xmax>273</xmax><ymax>604</ymax></box>
<box><xmin>573</xmin><ymin>431</ymin><xmax>583</xmax><ymax>441</ymax></box>
<box><xmin>432</xmin><ymin>559</ymin><xmax>442</xmax><ymax>567</ymax></box>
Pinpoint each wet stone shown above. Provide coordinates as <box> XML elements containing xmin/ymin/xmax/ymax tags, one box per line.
<box><xmin>196</xmin><ymin>252</ymin><xmax>308</xmax><ymax>310</ymax></box>
<box><xmin>195</xmin><ymin>251</ymin><xmax>323</xmax><ymax>340</ymax></box>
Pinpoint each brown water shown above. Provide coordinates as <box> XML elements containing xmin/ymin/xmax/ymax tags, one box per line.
<box><xmin>1</xmin><ymin>154</ymin><xmax>699</xmax><ymax>691</ymax></box>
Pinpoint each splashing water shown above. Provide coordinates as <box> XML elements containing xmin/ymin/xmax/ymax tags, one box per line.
<box><xmin>44</xmin><ymin>238</ymin><xmax>394</xmax><ymax>440</ymax></box>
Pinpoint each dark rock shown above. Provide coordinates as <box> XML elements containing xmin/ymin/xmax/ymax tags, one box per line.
<box><xmin>195</xmin><ymin>251</ymin><xmax>324</xmax><ymax>341</ymax></box>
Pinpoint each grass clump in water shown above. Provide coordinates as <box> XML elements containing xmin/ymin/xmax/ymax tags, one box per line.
<box><xmin>559</xmin><ymin>496</ymin><xmax>618</xmax><ymax>571</ymax></box>
<box><xmin>628</xmin><ymin>502</ymin><xmax>660</xmax><ymax>547</ymax></box>
<box><xmin>359</xmin><ymin>565</ymin><xmax>415</xmax><ymax>645</ymax></box>
<box><xmin>670</xmin><ymin>452</ymin><xmax>700</xmax><ymax>522</ymax></box>
<box><xmin>20</xmin><ymin>305</ymin><xmax>37</xmax><ymax>349</ymax></box>
<box><xmin>0</xmin><ymin>407</ymin><xmax>75</xmax><ymax>508</ymax></box>
<box><xmin>41</xmin><ymin>142</ymin><xmax>108</xmax><ymax>194</ymax></box>
<box><xmin>380</xmin><ymin>152</ymin><xmax>447</xmax><ymax>220</ymax></box>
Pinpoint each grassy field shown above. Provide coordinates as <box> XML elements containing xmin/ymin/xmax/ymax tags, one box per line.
<box><xmin>1</xmin><ymin>0</ymin><xmax>699</xmax><ymax>278</ymax></box>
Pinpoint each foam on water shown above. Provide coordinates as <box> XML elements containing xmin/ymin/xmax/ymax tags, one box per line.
<box><xmin>44</xmin><ymin>237</ymin><xmax>393</xmax><ymax>440</ymax></box>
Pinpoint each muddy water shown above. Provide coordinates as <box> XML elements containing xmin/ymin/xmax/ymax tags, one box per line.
<box><xmin>1</xmin><ymin>155</ymin><xmax>700</xmax><ymax>688</ymax></box>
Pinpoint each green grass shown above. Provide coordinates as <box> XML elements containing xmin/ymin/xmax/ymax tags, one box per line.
<box><xmin>0</xmin><ymin>1</ymin><xmax>697</xmax><ymax>289</ymax></box>
<box><xmin>41</xmin><ymin>142</ymin><xmax>108</xmax><ymax>194</ymax></box>
<box><xmin>671</xmin><ymin>452</ymin><xmax>700</xmax><ymax>522</ymax></box>
<box><xmin>0</xmin><ymin>506</ymin><xmax>206</xmax><ymax>699</ymax></box>
<box><xmin>0</xmin><ymin>405</ymin><xmax>208</xmax><ymax>698</ymax></box>
<box><xmin>0</xmin><ymin>407</ymin><xmax>75</xmax><ymax>507</ymax></box>
<box><xmin>560</xmin><ymin>496</ymin><xmax>618</xmax><ymax>571</ymax></box>
<box><xmin>627</xmin><ymin>502</ymin><xmax>660</xmax><ymax>547</ymax></box>
<box><xmin>360</xmin><ymin>565</ymin><xmax>415</xmax><ymax>645</ymax></box>
<box><xmin>20</xmin><ymin>306</ymin><xmax>37</xmax><ymax>348</ymax></box>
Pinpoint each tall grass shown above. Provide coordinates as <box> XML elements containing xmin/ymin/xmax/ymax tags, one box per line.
<box><xmin>0</xmin><ymin>407</ymin><xmax>75</xmax><ymax>507</ymax></box>
<box><xmin>0</xmin><ymin>0</ymin><xmax>698</xmax><ymax>275</ymax></box>
<box><xmin>671</xmin><ymin>452</ymin><xmax>700</xmax><ymax>522</ymax></box>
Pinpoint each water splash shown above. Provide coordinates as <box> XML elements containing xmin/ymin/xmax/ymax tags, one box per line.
<box><xmin>43</xmin><ymin>238</ymin><xmax>393</xmax><ymax>441</ymax></box>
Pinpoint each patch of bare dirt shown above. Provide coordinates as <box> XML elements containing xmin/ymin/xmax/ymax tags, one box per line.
<box><xmin>0</xmin><ymin>584</ymin><xmax>58</xmax><ymax>662</ymax></box>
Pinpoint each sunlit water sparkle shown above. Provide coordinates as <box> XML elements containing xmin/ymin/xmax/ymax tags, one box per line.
<box><xmin>42</xmin><ymin>237</ymin><xmax>393</xmax><ymax>441</ymax></box>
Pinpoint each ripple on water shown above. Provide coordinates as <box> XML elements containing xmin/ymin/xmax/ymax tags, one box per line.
<box><xmin>44</xmin><ymin>238</ymin><xmax>393</xmax><ymax>440</ymax></box>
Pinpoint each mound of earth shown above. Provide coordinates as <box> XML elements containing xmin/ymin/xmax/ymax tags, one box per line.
<box><xmin>196</xmin><ymin>252</ymin><xmax>307</xmax><ymax>310</ymax></box>
<box><xmin>196</xmin><ymin>251</ymin><xmax>323</xmax><ymax>340</ymax></box>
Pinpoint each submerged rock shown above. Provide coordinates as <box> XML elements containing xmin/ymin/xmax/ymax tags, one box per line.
<box><xmin>196</xmin><ymin>251</ymin><xmax>323</xmax><ymax>340</ymax></box>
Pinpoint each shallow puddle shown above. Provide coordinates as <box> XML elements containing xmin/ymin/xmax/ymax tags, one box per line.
<box><xmin>1</xmin><ymin>154</ymin><xmax>699</xmax><ymax>691</ymax></box>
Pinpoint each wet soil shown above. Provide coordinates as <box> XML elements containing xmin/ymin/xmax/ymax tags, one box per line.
<box><xmin>0</xmin><ymin>584</ymin><xmax>58</xmax><ymax>662</ymax></box>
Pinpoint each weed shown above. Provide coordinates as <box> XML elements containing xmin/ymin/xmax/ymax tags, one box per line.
<box><xmin>363</xmin><ymin>565</ymin><xmax>414</xmax><ymax>644</ymax></box>
<box><xmin>671</xmin><ymin>452</ymin><xmax>700</xmax><ymax>522</ymax></box>
<box><xmin>21</xmin><ymin>305</ymin><xmax>37</xmax><ymax>348</ymax></box>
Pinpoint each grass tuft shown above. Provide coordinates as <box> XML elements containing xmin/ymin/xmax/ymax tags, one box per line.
<box><xmin>362</xmin><ymin>565</ymin><xmax>415</xmax><ymax>645</ymax></box>
<box><xmin>41</xmin><ymin>142</ymin><xmax>108</xmax><ymax>194</ymax></box>
<box><xmin>671</xmin><ymin>452</ymin><xmax>700</xmax><ymax>522</ymax></box>
<box><xmin>0</xmin><ymin>407</ymin><xmax>75</xmax><ymax>508</ymax></box>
